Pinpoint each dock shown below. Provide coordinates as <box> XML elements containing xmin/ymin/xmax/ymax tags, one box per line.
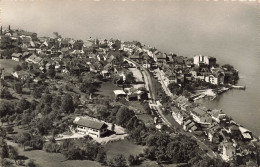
<box><xmin>231</xmin><ymin>85</ymin><xmax>246</xmax><ymax>90</ymax></box>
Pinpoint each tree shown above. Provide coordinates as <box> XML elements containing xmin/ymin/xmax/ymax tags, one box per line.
<box><xmin>62</xmin><ymin>94</ymin><xmax>75</xmax><ymax>114</ymax></box>
<box><xmin>18</xmin><ymin>132</ymin><xmax>31</xmax><ymax>150</ymax></box>
<box><xmin>21</xmin><ymin>112</ymin><xmax>32</xmax><ymax>127</ymax></box>
<box><xmin>13</xmin><ymin>64</ymin><xmax>22</xmax><ymax>71</ymax></box>
<box><xmin>79</xmin><ymin>81</ymin><xmax>97</xmax><ymax>99</ymax></box>
<box><xmin>128</xmin><ymin>154</ymin><xmax>137</xmax><ymax>166</ymax></box>
<box><xmin>62</xmin><ymin>147</ymin><xmax>84</xmax><ymax>160</ymax></box>
<box><xmin>21</xmin><ymin>62</ymin><xmax>28</xmax><ymax>70</ymax></box>
<box><xmin>42</xmin><ymin>105</ymin><xmax>52</xmax><ymax>115</ymax></box>
<box><xmin>0</xmin><ymin>87</ymin><xmax>12</xmax><ymax>99</ymax></box>
<box><xmin>168</xmin><ymin>82</ymin><xmax>182</xmax><ymax>95</ymax></box>
<box><xmin>17</xmin><ymin>98</ymin><xmax>31</xmax><ymax>112</ymax></box>
<box><xmin>31</xmin><ymin>88</ymin><xmax>41</xmax><ymax>99</ymax></box>
<box><xmin>125</xmin><ymin>72</ymin><xmax>135</xmax><ymax>84</ymax></box>
<box><xmin>0</xmin><ymin>100</ymin><xmax>14</xmax><ymax>118</ymax></box>
<box><xmin>25</xmin><ymin>159</ymin><xmax>37</xmax><ymax>167</ymax></box>
<box><xmin>41</xmin><ymin>94</ymin><xmax>53</xmax><ymax>105</ymax></box>
<box><xmin>8</xmin><ymin>115</ymin><xmax>16</xmax><ymax>124</ymax></box>
<box><xmin>47</xmin><ymin>68</ymin><xmax>56</xmax><ymax>78</ymax></box>
<box><xmin>8</xmin><ymin>145</ymin><xmax>19</xmax><ymax>163</ymax></box>
<box><xmin>0</xmin><ymin>139</ymin><xmax>9</xmax><ymax>159</ymax></box>
<box><xmin>14</xmin><ymin>82</ymin><xmax>23</xmax><ymax>94</ymax></box>
<box><xmin>5</xmin><ymin>126</ymin><xmax>14</xmax><ymax>134</ymax></box>
<box><xmin>109</xmin><ymin>154</ymin><xmax>127</xmax><ymax>167</ymax></box>
<box><xmin>35</xmin><ymin>117</ymin><xmax>53</xmax><ymax>135</ymax></box>
<box><xmin>30</xmin><ymin>135</ymin><xmax>44</xmax><ymax>150</ymax></box>
<box><xmin>96</xmin><ymin>148</ymin><xmax>107</xmax><ymax>164</ymax></box>
<box><xmin>116</xmin><ymin>106</ymin><xmax>135</xmax><ymax>127</ymax></box>
<box><xmin>53</xmin><ymin>32</ymin><xmax>61</xmax><ymax>39</ymax></box>
<box><xmin>51</xmin><ymin>96</ymin><xmax>62</xmax><ymax>110</ymax></box>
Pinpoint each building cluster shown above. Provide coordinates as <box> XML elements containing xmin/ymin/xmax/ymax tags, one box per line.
<box><xmin>120</xmin><ymin>37</ymin><xmax>257</xmax><ymax>164</ymax></box>
<box><xmin>0</xmin><ymin>27</ymin><xmax>148</xmax><ymax>98</ymax></box>
<box><xmin>1</xmin><ymin>26</ymin><xmax>257</xmax><ymax>164</ymax></box>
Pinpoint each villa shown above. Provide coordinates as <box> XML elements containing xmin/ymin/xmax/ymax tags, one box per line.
<box><xmin>74</xmin><ymin>117</ymin><xmax>108</xmax><ymax>138</ymax></box>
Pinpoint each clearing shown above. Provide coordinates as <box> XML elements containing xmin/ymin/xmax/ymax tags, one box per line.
<box><xmin>6</xmin><ymin>141</ymin><xmax>103</xmax><ymax>167</ymax></box>
<box><xmin>97</xmin><ymin>81</ymin><xmax>121</xmax><ymax>98</ymax></box>
<box><xmin>104</xmin><ymin>139</ymin><xmax>145</xmax><ymax>159</ymax></box>
<box><xmin>0</xmin><ymin>59</ymin><xmax>20</xmax><ymax>73</ymax></box>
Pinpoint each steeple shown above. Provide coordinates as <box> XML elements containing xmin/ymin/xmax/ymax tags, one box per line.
<box><xmin>0</xmin><ymin>26</ymin><xmax>2</xmax><ymax>35</ymax></box>
<box><xmin>8</xmin><ymin>25</ymin><xmax>10</xmax><ymax>31</ymax></box>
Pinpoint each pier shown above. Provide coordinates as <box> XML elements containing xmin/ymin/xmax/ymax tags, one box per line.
<box><xmin>231</xmin><ymin>85</ymin><xmax>246</xmax><ymax>90</ymax></box>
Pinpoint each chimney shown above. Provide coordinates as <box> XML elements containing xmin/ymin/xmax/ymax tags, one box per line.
<box><xmin>8</xmin><ymin>25</ymin><xmax>10</xmax><ymax>31</ymax></box>
<box><xmin>0</xmin><ymin>26</ymin><xmax>2</xmax><ymax>35</ymax></box>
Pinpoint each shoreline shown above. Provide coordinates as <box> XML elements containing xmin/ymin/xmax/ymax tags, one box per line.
<box><xmin>194</xmin><ymin>85</ymin><xmax>260</xmax><ymax>140</ymax></box>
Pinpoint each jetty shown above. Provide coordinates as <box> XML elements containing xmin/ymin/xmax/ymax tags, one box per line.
<box><xmin>231</xmin><ymin>85</ymin><xmax>246</xmax><ymax>90</ymax></box>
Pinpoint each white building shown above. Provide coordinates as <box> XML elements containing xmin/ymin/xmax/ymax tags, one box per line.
<box><xmin>211</xmin><ymin>109</ymin><xmax>227</xmax><ymax>123</ymax></box>
<box><xmin>74</xmin><ymin>117</ymin><xmax>108</xmax><ymax>138</ymax></box>
<box><xmin>221</xmin><ymin>142</ymin><xmax>236</xmax><ymax>162</ymax></box>
<box><xmin>194</xmin><ymin>55</ymin><xmax>209</xmax><ymax>66</ymax></box>
<box><xmin>11</xmin><ymin>53</ymin><xmax>22</xmax><ymax>61</ymax></box>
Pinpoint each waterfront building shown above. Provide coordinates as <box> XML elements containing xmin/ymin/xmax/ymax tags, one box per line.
<box><xmin>193</xmin><ymin>55</ymin><xmax>216</xmax><ymax>67</ymax></box>
<box><xmin>190</xmin><ymin>106</ymin><xmax>212</xmax><ymax>125</ymax></box>
<box><xmin>211</xmin><ymin>109</ymin><xmax>227</xmax><ymax>123</ymax></box>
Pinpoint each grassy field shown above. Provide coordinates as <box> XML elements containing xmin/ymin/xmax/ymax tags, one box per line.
<box><xmin>97</xmin><ymin>81</ymin><xmax>121</xmax><ymax>99</ymax></box>
<box><xmin>104</xmin><ymin>139</ymin><xmax>144</xmax><ymax>160</ymax></box>
<box><xmin>0</xmin><ymin>59</ymin><xmax>20</xmax><ymax>73</ymax></box>
<box><xmin>7</xmin><ymin>141</ymin><xmax>103</xmax><ymax>167</ymax></box>
<box><xmin>136</xmin><ymin>114</ymin><xmax>154</xmax><ymax>126</ymax></box>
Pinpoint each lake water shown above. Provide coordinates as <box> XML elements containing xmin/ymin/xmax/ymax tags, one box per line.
<box><xmin>1</xmin><ymin>1</ymin><xmax>260</xmax><ymax>135</ymax></box>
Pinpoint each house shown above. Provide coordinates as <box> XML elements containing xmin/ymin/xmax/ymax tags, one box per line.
<box><xmin>129</xmin><ymin>52</ymin><xmax>142</xmax><ymax>63</ymax></box>
<box><xmin>22</xmin><ymin>52</ymin><xmax>31</xmax><ymax>59</ymax></box>
<box><xmin>126</xmin><ymin>88</ymin><xmax>148</xmax><ymax>101</ymax></box>
<box><xmin>205</xmin><ymin>74</ymin><xmax>218</xmax><ymax>85</ymax></box>
<box><xmin>207</xmin><ymin>125</ymin><xmax>222</xmax><ymax>143</ymax></box>
<box><xmin>97</xmin><ymin>54</ymin><xmax>106</xmax><ymax>61</ymax></box>
<box><xmin>220</xmin><ymin>142</ymin><xmax>236</xmax><ymax>162</ymax></box>
<box><xmin>211</xmin><ymin>109</ymin><xmax>227</xmax><ymax>123</ymax></box>
<box><xmin>183</xmin><ymin>119</ymin><xmax>196</xmax><ymax>131</ymax></box>
<box><xmin>166</xmin><ymin>54</ymin><xmax>175</xmax><ymax>63</ymax></box>
<box><xmin>156</xmin><ymin>53</ymin><xmax>167</xmax><ymax>64</ymax></box>
<box><xmin>183</xmin><ymin>119</ymin><xmax>197</xmax><ymax>132</ymax></box>
<box><xmin>114</xmin><ymin>90</ymin><xmax>127</xmax><ymax>100</ymax></box>
<box><xmin>100</xmin><ymin>70</ymin><xmax>111</xmax><ymax>79</ymax></box>
<box><xmin>88</xmin><ymin>64</ymin><xmax>97</xmax><ymax>73</ymax></box>
<box><xmin>26</xmin><ymin>54</ymin><xmax>42</xmax><ymax>64</ymax></box>
<box><xmin>74</xmin><ymin>117</ymin><xmax>108</xmax><ymax>138</ymax></box>
<box><xmin>184</xmin><ymin>58</ymin><xmax>193</xmax><ymax>67</ymax></box>
<box><xmin>239</xmin><ymin>127</ymin><xmax>253</xmax><ymax>141</ymax></box>
<box><xmin>194</xmin><ymin>55</ymin><xmax>216</xmax><ymax>67</ymax></box>
<box><xmin>11</xmin><ymin>53</ymin><xmax>23</xmax><ymax>61</ymax></box>
<box><xmin>190</xmin><ymin>106</ymin><xmax>212</xmax><ymax>125</ymax></box>
<box><xmin>171</xmin><ymin>107</ymin><xmax>188</xmax><ymax>125</ymax></box>
<box><xmin>175</xmin><ymin>96</ymin><xmax>190</xmax><ymax>111</ymax></box>
<box><xmin>220</xmin><ymin>129</ymin><xmax>232</xmax><ymax>142</ymax></box>
<box><xmin>12</xmin><ymin>71</ymin><xmax>30</xmax><ymax>80</ymax></box>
